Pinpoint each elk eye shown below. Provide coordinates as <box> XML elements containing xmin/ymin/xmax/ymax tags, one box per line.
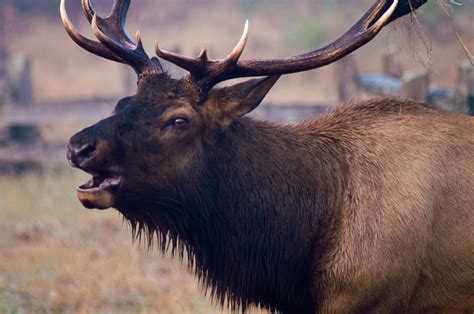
<box><xmin>174</xmin><ymin>118</ymin><xmax>187</xmax><ymax>128</ymax></box>
<box><xmin>161</xmin><ymin>117</ymin><xmax>189</xmax><ymax>133</ymax></box>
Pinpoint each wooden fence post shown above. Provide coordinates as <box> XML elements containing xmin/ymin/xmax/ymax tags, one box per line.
<box><xmin>335</xmin><ymin>55</ymin><xmax>359</xmax><ymax>102</ymax></box>
<box><xmin>9</xmin><ymin>55</ymin><xmax>33</xmax><ymax>106</ymax></box>
<box><xmin>456</xmin><ymin>59</ymin><xmax>474</xmax><ymax>115</ymax></box>
<box><xmin>8</xmin><ymin>125</ymin><xmax>41</xmax><ymax>144</ymax></box>
<box><xmin>0</xmin><ymin>7</ymin><xmax>9</xmax><ymax>107</ymax></box>
<box><xmin>400</xmin><ymin>69</ymin><xmax>430</xmax><ymax>102</ymax></box>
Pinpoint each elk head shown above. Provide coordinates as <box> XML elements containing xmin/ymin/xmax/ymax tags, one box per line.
<box><xmin>61</xmin><ymin>0</ymin><xmax>422</xmax><ymax>210</ymax></box>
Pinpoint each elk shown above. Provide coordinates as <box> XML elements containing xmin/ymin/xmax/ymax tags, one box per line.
<box><xmin>61</xmin><ymin>0</ymin><xmax>473</xmax><ymax>312</ymax></box>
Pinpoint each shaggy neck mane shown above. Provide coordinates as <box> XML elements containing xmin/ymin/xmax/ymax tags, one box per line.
<box><xmin>118</xmin><ymin>116</ymin><xmax>349</xmax><ymax>313</ymax></box>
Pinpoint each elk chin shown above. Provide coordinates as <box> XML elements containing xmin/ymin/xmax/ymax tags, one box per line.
<box><xmin>76</xmin><ymin>175</ymin><xmax>121</xmax><ymax>210</ymax></box>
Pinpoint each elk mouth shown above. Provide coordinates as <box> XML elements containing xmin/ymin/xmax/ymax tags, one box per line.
<box><xmin>77</xmin><ymin>174</ymin><xmax>122</xmax><ymax>210</ymax></box>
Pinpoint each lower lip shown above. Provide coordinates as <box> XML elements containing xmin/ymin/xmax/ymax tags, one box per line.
<box><xmin>76</xmin><ymin>188</ymin><xmax>115</xmax><ymax>210</ymax></box>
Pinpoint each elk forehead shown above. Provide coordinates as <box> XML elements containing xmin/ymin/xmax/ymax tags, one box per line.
<box><xmin>135</xmin><ymin>74</ymin><xmax>204</xmax><ymax>105</ymax></box>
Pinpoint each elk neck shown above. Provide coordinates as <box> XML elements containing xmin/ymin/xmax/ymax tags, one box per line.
<box><xmin>119</xmin><ymin>116</ymin><xmax>350</xmax><ymax>313</ymax></box>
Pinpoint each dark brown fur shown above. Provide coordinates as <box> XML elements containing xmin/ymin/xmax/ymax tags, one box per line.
<box><xmin>68</xmin><ymin>71</ymin><xmax>473</xmax><ymax>313</ymax></box>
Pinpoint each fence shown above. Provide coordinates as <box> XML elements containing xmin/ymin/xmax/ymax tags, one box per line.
<box><xmin>335</xmin><ymin>54</ymin><xmax>474</xmax><ymax>115</ymax></box>
<box><xmin>0</xmin><ymin>47</ymin><xmax>472</xmax><ymax>168</ymax></box>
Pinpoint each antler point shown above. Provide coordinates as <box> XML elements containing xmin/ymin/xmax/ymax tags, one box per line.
<box><xmin>226</xmin><ymin>19</ymin><xmax>249</xmax><ymax>64</ymax></box>
<box><xmin>154</xmin><ymin>41</ymin><xmax>168</xmax><ymax>58</ymax></box>
<box><xmin>197</xmin><ymin>48</ymin><xmax>208</xmax><ymax>61</ymax></box>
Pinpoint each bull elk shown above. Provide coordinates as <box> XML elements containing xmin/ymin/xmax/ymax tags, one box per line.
<box><xmin>60</xmin><ymin>0</ymin><xmax>473</xmax><ymax>312</ymax></box>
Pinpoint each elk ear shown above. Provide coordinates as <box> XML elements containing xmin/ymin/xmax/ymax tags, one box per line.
<box><xmin>206</xmin><ymin>76</ymin><xmax>280</xmax><ymax>127</ymax></box>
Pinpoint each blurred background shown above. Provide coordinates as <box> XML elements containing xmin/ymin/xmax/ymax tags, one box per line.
<box><xmin>0</xmin><ymin>0</ymin><xmax>472</xmax><ymax>312</ymax></box>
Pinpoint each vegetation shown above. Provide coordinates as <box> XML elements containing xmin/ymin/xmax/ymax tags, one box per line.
<box><xmin>0</xmin><ymin>169</ymin><xmax>235</xmax><ymax>313</ymax></box>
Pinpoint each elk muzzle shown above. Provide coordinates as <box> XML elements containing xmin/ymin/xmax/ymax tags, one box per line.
<box><xmin>67</xmin><ymin>131</ymin><xmax>121</xmax><ymax>210</ymax></box>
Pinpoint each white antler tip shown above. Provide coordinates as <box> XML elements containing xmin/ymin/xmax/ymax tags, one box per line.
<box><xmin>226</xmin><ymin>19</ymin><xmax>249</xmax><ymax>62</ymax></box>
<box><xmin>154</xmin><ymin>41</ymin><xmax>169</xmax><ymax>57</ymax></box>
<box><xmin>60</xmin><ymin>0</ymin><xmax>68</xmax><ymax>20</ymax></box>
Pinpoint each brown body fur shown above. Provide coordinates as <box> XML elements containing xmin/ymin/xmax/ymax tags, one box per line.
<box><xmin>311</xmin><ymin>100</ymin><xmax>473</xmax><ymax>312</ymax></box>
<box><xmin>115</xmin><ymin>97</ymin><xmax>474</xmax><ymax>313</ymax></box>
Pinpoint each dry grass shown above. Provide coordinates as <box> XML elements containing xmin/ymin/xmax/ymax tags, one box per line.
<box><xmin>0</xmin><ymin>169</ymin><xmax>251</xmax><ymax>313</ymax></box>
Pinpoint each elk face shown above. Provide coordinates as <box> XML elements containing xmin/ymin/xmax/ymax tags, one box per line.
<box><xmin>61</xmin><ymin>0</ymin><xmax>412</xmax><ymax>210</ymax></box>
<box><xmin>66</xmin><ymin>73</ymin><xmax>278</xmax><ymax>209</ymax></box>
<box><xmin>66</xmin><ymin>76</ymin><xmax>201</xmax><ymax>209</ymax></box>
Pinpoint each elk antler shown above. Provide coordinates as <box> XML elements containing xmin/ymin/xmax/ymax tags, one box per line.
<box><xmin>155</xmin><ymin>20</ymin><xmax>249</xmax><ymax>89</ymax></box>
<box><xmin>61</xmin><ymin>0</ymin><xmax>428</xmax><ymax>90</ymax></box>
<box><xmin>155</xmin><ymin>0</ymin><xmax>425</xmax><ymax>91</ymax></box>
<box><xmin>60</xmin><ymin>0</ymin><xmax>163</xmax><ymax>76</ymax></box>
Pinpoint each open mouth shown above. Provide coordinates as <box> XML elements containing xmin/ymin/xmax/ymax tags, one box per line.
<box><xmin>78</xmin><ymin>175</ymin><xmax>122</xmax><ymax>192</ymax></box>
<box><xmin>76</xmin><ymin>174</ymin><xmax>122</xmax><ymax>210</ymax></box>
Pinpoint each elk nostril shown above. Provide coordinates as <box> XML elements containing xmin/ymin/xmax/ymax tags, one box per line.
<box><xmin>75</xmin><ymin>141</ymin><xmax>96</xmax><ymax>162</ymax></box>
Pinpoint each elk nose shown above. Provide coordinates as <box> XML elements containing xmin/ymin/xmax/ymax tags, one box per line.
<box><xmin>67</xmin><ymin>141</ymin><xmax>96</xmax><ymax>168</ymax></box>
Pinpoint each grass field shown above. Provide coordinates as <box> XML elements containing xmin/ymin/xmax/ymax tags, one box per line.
<box><xmin>0</xmin><ymin>168</ymin><xmax>240</xmax><ymax>313</ymax></box>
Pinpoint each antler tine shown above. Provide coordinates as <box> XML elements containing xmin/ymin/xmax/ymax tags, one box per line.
<box><xmin>155</xmin><ymin>43</ymin><xmax>206</xmax><ymax>74</ymax></box>
<box><xmin>81</xmin><ymin>0</ymin><xmax>94</xmax><ymax>23</ymax></box>
<box><xmin>91</xmin><ymin>0</ymin><xmax>135</xmax><ymax>48</ymax></box>
<box><xmin>60</xmin><ymin>0</ymin><xmax>124</xmax><ymax>63</ymax></box>
<box><xmin>110</xmin><ymin>0</ymin><xmax>130</xmax><ymax>29</ymax></box>
<box><xmin>61</xmin><ymin>0</ymin><xmax>163</xmax><ymax>76</ymax></box>
<box><xmin>196</xmin><ymin>49</ymin><xmax>208</xmax><ymax>61</ymax></box>
<box><xmin>91</xmin><ymin>15</ymin><xmax>160</xmax><ymax>74</ymax></box>
<box><xmin>81</xmin><ymin>0</ymin><xmax>132</xmax><ymax>47</ymax></box>
<box><xmin>91</xmin><ymin>0</ymin><xmax>164</xmax><ymax>75</ymax></box>
<box><xmin>226</xmin><ymin>20</ymin><xmax>249</xmax><ymax>64</ymax></box>
<box><xmin>154</xmin><ymin>20</ymin><xmax>250</xmax><ymax>88</ymax></box>
<box><xmin>388</xmin><ymin>0</ymin><xmax>428</xmax><ymax>23</ymax></box>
